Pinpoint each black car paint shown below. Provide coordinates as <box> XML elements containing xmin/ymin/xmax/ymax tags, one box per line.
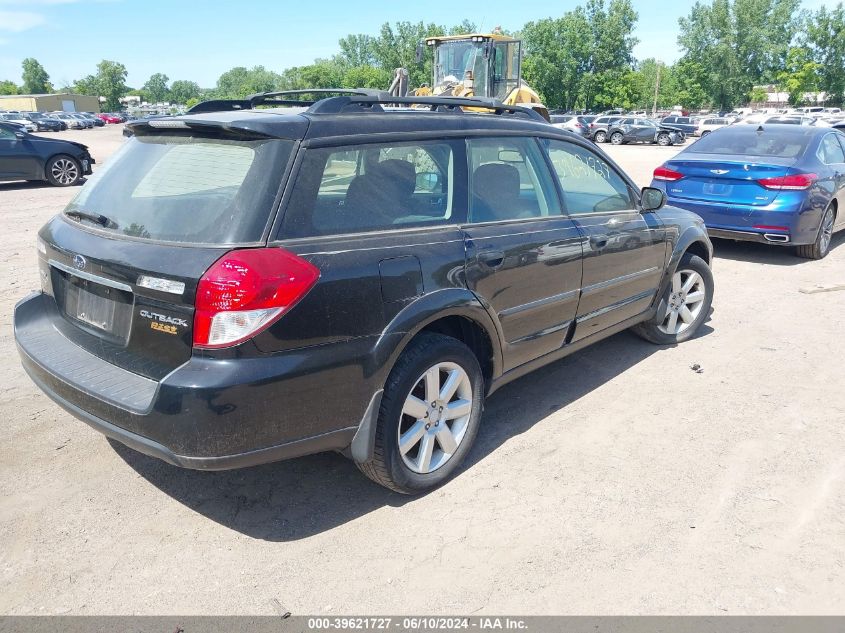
<box><xmin>0</xmin><ymin>122</ymin><xmax>93</xmax><ymax>183</ymax></box>
<box><xmin>14</xmin><ymin>106</ymin><xmax>712</xmax><ymax>470</ymax></box>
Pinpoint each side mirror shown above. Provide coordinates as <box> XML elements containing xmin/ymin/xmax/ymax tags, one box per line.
<box><xmin>15</xmin><ymin>131</ymin><xmax>26</xmax><ymax>139</ymax></box>
<box><xmin>415</xmin><ymin>171</ymin><xmax>440</xmax><ymax>193</ymax></box>
<box><xmin>640</xmin><ymin>187</ymin><xmax>666</xmax><ymax>212</ymax></box>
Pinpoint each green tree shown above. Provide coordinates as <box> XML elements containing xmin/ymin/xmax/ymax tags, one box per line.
<box><xmin>214</xmin><ymin>66</ymin><xmax>282</xmax><ymax>99</ymax></box>
<box><xmin>522</xmin><ymin>9</ymin><xmax>592</xmax><ymax>110</ymax></box>
<box><xmin>0</xmin><ymin>80</ymin><xmax>18</xmax><ymax>95</ymax></box>
<box><xmin>73</xmin><ymin>74</ymin><xmax>99</xmax><ymax>97</ymax></box>
<box><xmin>337</xmin><ymin>34</ymin><xmax>378</xmax><ymax>67</ymax></box>
<box><xmin>777</xmin><ymin>46</ymin><xmax>820</xmax><ymax>104</ymax></box>
<box><xmin>21</xmin><ymin>58</ymin><xmax>50</xmax><ymax>94</ymax></box>
<box><xmin>806</xmin><ymin>3</ymin><xmax>845</xmax><ymax>105</ymax></box>
<box><xmin>169</xmin><ymin>80</ymin><xmax>201</xmax><ymax>104</ymax></box>
<box><xmin>677</xmin><ymin>0</ymin><xmax>801</xmax><ymax>110</ymax></box>
<box><xmin>143</xmin><ymin>73</ymin><xmax>170</xmax><ymax>103</ymax></box>
<box><xmin>95</xmin><ymin>60</ymin><xmax>128</xmax><ymax>110</ymax></box>
<box><xmin>749</xmin><ymin>86</ymin><xmax>768</xmax><ymax>103</ymax></box>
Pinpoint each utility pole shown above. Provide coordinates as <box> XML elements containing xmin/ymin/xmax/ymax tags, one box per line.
<box><xmin>652</xmin><ymin>61</ymin><xmax>661</xmax><ymax>117</ymax></box>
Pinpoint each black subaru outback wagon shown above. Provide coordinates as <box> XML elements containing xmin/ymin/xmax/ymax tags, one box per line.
<box><xmin>14</xmin><ymin>92</ymin><xmax>714</xmax><ymax>493</ymax></box>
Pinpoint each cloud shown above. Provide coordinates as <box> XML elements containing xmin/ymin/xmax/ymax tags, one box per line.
<box><xmin>0</xmin><ymin>10</ymin><xmax>45</xmax><ymax>32</ymax></box>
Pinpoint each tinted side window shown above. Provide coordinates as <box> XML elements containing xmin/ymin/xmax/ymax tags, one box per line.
<box><xmin>282</xmin><ymin>141</ymin><xmax>456</xmax><ymax>237</ymax></box>
<box><xmin>544</xmin><ymin>139</ymin><xmax>634</xmax><ymax>215</ymax></box>
<box><xmin>818</xmin><ymin>134</ymin><xmax>845</xmax><ymax>164</ymax></box>
<box><xmin>0</xmin><ymin>126</ymin><xmax>16</xmax><ymax>140</ymax></box>
<box><xmin>467</xmin><ymin>137</ymin><xmax>558</xmax><ymax>223</ymax></box>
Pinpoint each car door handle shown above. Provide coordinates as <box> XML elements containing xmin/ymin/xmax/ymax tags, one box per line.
<box><xmin>590</xmin><ymin>235</ymin><xmax>609</xmax><ymax>250</ymax></box>
<box><xmin>478</xmin><ymin>249</ymin><xmax>505</xmax><ymax>269</ymax></box>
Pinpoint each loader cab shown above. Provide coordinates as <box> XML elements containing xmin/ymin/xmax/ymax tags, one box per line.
<box><xmin>427</xmin><ymin>34</ymin><xmax>521</xmax><ymax>102</ymax></box>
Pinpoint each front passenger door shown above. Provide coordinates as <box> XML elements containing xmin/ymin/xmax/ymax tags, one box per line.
<box><xmin>543</xmin><ymin>139</ymin><xmax>667</xmax><ymax>342</ymax></box>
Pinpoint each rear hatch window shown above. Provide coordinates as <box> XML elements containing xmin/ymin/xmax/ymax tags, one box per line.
<box><xmin>64</xmin><ymin>133</ymin><xmax>293</xmax><ymax>245</ymax></box>
<box><xmin>686</xmin><ymin>129</ymin><xmax>810</xmax><ymax>158</ymax></box>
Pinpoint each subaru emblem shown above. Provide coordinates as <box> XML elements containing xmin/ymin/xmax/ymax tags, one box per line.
<box><xmin>72</xmin><ymin>254</ymin><xmax>86</xmax><ymax>270</ymax></box>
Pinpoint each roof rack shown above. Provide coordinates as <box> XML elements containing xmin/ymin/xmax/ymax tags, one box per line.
<box><xmin>187</xmin><ymin>89</ymin><xmax>547</xmax><ymax>122</ymax></box>
<box><xmin>306</xmin><ymin>95</ymin><xmax>548</xmax><ymax>122</ymax></box>
<box><xmin>187</xmin><ymin>89</ymin><xmax>389</xmax><ymax>114</ymax></box>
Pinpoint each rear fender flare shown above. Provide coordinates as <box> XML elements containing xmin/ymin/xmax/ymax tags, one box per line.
<box><xmin>350</xmin><ymin>289</ymin><xmax>503</xmax><ymax>464</ymax></box>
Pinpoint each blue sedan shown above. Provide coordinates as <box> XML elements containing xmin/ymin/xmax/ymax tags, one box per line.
<box><xmin>650</xmin><ymin>124</ymin><xmax>845</xmax><ymax>259</ymax></box>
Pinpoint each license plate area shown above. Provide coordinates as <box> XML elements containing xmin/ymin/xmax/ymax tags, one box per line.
<box><xmin>52</xmin><ymin>268</ymin><xmax>134</xmax><ymax>344</ymax></box>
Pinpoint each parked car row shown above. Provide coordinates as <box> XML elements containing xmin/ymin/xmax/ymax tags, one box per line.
<box><xmin>0</xmin><ymin>110</ymin><xmax>128</xmax><ymax>134</ymax></box>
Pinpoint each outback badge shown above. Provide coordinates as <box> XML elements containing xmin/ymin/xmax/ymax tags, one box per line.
<box><xmin>139</xmin><ymin>309</ymin><xmax>188</xmax><ymax>336</ymax></box>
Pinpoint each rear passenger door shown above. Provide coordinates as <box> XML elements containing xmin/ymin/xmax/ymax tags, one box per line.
<box><xmin>542</xmin><ymin>138</ymin><xmax>667</xmax><ymax>342</ymax></box>
<box><xmin>461</xmin><ymin>136</ymin><xmax>584</xmax><ymax>371</ymax></box>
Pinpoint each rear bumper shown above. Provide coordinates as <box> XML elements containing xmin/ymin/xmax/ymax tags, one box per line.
<box><xmin>707</xmin><ymin>228</ymin><xmax>791</xmax><ymax>244</ymax></box>
<box><xmin>15</xmin><ymin>292</ymin><xmax>374</xmax><ymax>470</ymax></box>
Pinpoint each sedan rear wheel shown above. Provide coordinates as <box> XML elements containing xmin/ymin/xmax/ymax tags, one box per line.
<box><xmin>45</xmin><ymin>155</ymin><xmax>82</xmax><ymax>187</ymax></box>
<box><xmin>796</xmin><ymin>205</ymin><xmax>835</xmax><ymax>260</ymax></box>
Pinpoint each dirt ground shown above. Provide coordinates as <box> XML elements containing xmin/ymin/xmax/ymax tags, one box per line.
<box><xmin>1</xmin><ymin>126</ymin><xmax>843</xmax><ymax>615</ymax></box>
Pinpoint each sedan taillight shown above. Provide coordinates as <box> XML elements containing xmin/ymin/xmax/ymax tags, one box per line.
<box><xmin>757</xmin><ymin>173</ymin><xmax>818</xmax><ymax>190</ymax></box>
<box><xmin>653</xmin><ymin>166</ymin><xmax>684</xmax><ymax>181</ymax></box>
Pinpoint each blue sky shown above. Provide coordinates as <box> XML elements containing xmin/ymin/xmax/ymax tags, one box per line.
<box><xmin>0</xmin><ymin>0</ymin><xmax>835</xmax><ymax>90</ymax></box>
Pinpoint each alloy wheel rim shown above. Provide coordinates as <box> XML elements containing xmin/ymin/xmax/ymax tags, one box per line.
<box><xmin>658</xmin><ymin>269</ymin><xmax>707</xmax><ymax>335</ymax></box>
<box><xmin>398</xmin><ymin>362</ymin><xmax>473</xmax><ymax>474</ymax></box>
<box><xmin>820</xmin><ymin>210</ymin><xmax>834</xmax><ymax>254</ymax></box>
<box><xmin>51</xmin><ymin>159</ymin><xmax>78</xmax><ymax>185</ymax></box>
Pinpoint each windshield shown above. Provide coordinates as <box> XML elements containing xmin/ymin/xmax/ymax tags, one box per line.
<box><xmin>64</xmin><ymin>133</ymin><xmax>293</xmax><ymax>245</ymax></box>
<box><xmin>433</xmin><ymin>40</ymin><xmax>487</xmax><ymax>95</ymax></box>
<box><xmin>686</xmin><ymin>128</ymin><xmax>811</xmax><ymax>158</ymax></box>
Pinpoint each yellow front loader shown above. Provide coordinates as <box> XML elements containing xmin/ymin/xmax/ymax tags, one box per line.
<box><xmin>401</xmin><ymin>33</ymin><xmax>548</xmax><ymax>120</ymax></box>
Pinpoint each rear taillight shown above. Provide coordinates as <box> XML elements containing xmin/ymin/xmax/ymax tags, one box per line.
<box><xmin>193</xmin><ymin>248</ymin><xmax>320</xmax><ymax>349</ymax></box>
<box><xmin>757</xmin><ymin>173</ymin><xmax>818</xmax><ymax>190</ymax></box>
<box><xmin>653</xmin><ymin>166</ymin><xmax>684</xmax><ymax>181</ymax></box>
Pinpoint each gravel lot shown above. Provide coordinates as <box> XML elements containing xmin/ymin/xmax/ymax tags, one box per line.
<box><xmin>1</xmin><ymin>125</ymin><xmax>843</xmax><ymax>615</ymax></box>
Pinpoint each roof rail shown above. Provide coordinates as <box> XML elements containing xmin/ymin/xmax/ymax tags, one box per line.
<box><xmin>306</xmin><ymin>95</ymin><xmax>548</xmax><ymax>122</ymax></box>
<box><xmin>187</xmin><ymin>89</ymin><xmax>390</xmax><ymax>114</ymax></box>
<box><xmin>187</xmin><ymin>89</ymin><xmax>548</xmax><ymax>123</ymax></box>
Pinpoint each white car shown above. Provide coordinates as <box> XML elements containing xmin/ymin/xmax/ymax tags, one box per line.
<box><xmin>695</xmin><ymin>117</ymin><xmax>730</xmax><ymax>136</ymax></box>
<box><xmin>0</xmin><ymin>113</ymin><xmax>37</xmax><ymax>132</ymax></box>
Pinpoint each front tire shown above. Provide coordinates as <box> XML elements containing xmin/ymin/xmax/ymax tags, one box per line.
<box><xmin>796</xmin><ymin>205</ymin><xmax>835</xmax><ymax>260</ymax></box>
<box><xmin>45</xmin><ymin>155</ymin><xmax>82</xmax><ymax>187</ymax></box>
<box><xmin>633</xmin><ymin>253</ymin><xmax>713</xmax><ymax>345</ymax></box>
<box><xmin>657</xmin><ymin>133</ymin><xmax>671</xmax><ymax>146</ymax></box>
<box><xmin>610</xmin><ymin>132</ymin><xmax>624</xmax><ymax>145</ymax></box>
<box><xmin>357</xmin><ymin>333</ymin><xmax>484</xmax><ymax>494</ymax></box>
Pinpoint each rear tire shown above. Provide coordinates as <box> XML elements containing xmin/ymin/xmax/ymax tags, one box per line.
<box><xmin>633</xmin><ymin>253</ymin><xmax>714</xmax><ymax>345</ymax></box>
<box><xmin>356</xmin><ymin>333</ymin><xmax>484</xmax><ymax>494</ymax></box>
<box><xmin>594</xmin><ymin>130</ymin><xmax>607</xmax><ymax>143</ymax></box>
<box><xmin>45</xmin><ymin>155</ymin><xmax>82</xmax><ymax>187</ymax></box>
<box><xmin>610</xmin><ymin>132</ymin><xmax>624</xmax><ymax>145</ymax></box>
<box><xmin>796</xmin><ymin>205</ymin><xmax>835</xmax><ymax>260</ymax></box>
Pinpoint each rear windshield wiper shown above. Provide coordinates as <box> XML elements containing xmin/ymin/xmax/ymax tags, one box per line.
<box><xmin>65</xmin><ymin>210</ymin><xmax>116</xmax><ymax>229</ymax></box>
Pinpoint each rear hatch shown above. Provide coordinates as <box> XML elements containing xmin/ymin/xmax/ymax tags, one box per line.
<box><xmin>38</xmin><ymin>126</ymin><xmax>295</xmax><ymax>380</ymax></box>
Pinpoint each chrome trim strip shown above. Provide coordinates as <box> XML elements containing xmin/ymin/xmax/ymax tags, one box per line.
<box><xmin>576</xmin><ymin>289</ymin><xmax>656</xmax><ymax>324</ymax></box>
<box><xmin>580</xmin><ymin>266</ymin><xmax>660</xmax><ymax>297</ymax></box>
<box><xmin>499</xmin><ymin>289</ymin><xmax>580</xmax><ymax>319</ymax></box>
<box><xmin>49</xmin><ymin>259</ymin><xmax>133</xmax><ymax>292</ymax></box>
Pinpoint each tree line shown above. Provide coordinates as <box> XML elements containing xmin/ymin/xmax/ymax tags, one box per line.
<box><xmin>2</xmin><ymin>0</ymin><xmax>844</xmax><ymax>112</ymax></box>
